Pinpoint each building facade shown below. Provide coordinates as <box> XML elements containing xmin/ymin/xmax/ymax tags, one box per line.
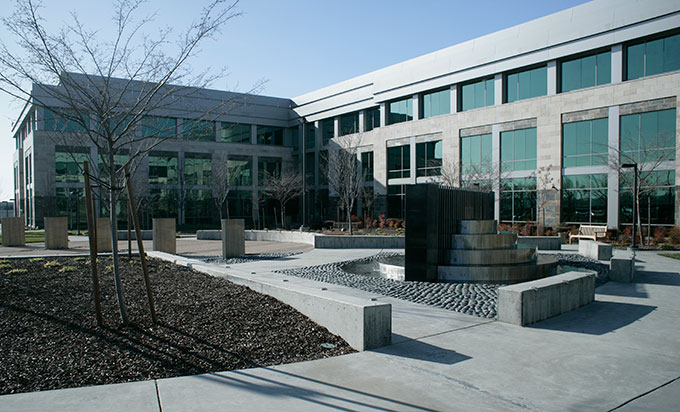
<box><xmin>11</xmin><ymin>0</ymin><xmax>680</xmax><ymax>230</ymax></box>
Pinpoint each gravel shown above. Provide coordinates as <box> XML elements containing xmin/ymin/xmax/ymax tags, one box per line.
<box><xmin>196</xmin><ymin>252</ymin><xmax>302</xmax><ymax>265</ymax></box>
<box><xmin>0</xmin><ymin>256</ymin><xmax>353</xmax><ymax>395</ymax></box>
<box><xmin>274</xmin><ymin>252</ymin><xmax>610</xmax><ymax>320</ymax></box>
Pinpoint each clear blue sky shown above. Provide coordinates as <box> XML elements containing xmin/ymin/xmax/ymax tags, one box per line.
<box><xmin>0</xmin><ymin>0</ymin><xmax>589</xmax><ymax>201</ymax></box>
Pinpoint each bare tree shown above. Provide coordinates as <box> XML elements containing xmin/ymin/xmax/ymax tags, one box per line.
<box><xmin>324</xmin><ymin>136</ymin><xmax>364</xmax><ymax>235</ymax></box>
<box><xmin>0</xmin><ymin>0</ymin><xmax>245</xmax><ymax>325</ymax></box>
<box><xmin>261</xmin><ymin>167</ymin><xmax>302</xmax><ymax>229</ymax></box>
<box><xmin>534</xmin><ymin>165</ymin><xmax>557</xmax><ymax>235</ymax></box>
<box><xmin>211</xmin><ymin>153</ymin><xmax>243</xmax><ymax>221</ymax></box>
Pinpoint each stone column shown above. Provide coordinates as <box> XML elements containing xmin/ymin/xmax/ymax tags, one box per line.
<box><xmin>222</xmin><ymin>219</ymin><xmax>245</xmax><ymax>258</ymax></box>
<box><xmin>409</xmin><ymin>136</ymin><xmax>417</xmax><ymax>185</ymax></box>
<box><xmin>1</xmin><ymin>216</ymin><xmax>25</xmax><ymax>246</ymax></box>
<box><xmin>44</xmin><ymin>216</ymin><xmax>68</xmax><ymax>249</ymax></box>
<box><xmin>152</xmin><ymin>218</ymin><xmax>176</xmax><ymax>254</ymax></box>
<box><xmin>412</xmin><ymin>94</ymin><xmax>420</xmax><ymax>120</ymax></box>
<box><xmin>358</xmin><ymin>110</ymin><xmax>365</xmax><ymax>132</ymax></box>
<box><xmin>450</xmin><ymin>85</ymin><xmax>458</xmax><ymax>113</ymax></box>
<box><xmin>611</xmin><ymin>44</ymin><xmax>623</xmax><ymax>84</ymax></box>
<box><xmin>607</xmin><ymin>105</ymin><xmax>621</xmax><ymax>229</ymax></box>
<box><xmin>494</xmin><ymin>74</ymin><xmax>503</xmax><ymax>105</ymax></box>
<box><xmin>380</xmin><ymin>102</ymin><xmax>387</xmax><ymax>127</ymax></box>
<box><xmin>96</xmin><ymin>217</ymin><xmax>112</xmax><ymax>252</ymax></box>
<box><xmin>491</xmin><ymin>124</ymin><xmax>501</xmax><ymax>222</ymax></box>
<box><xmin>333</xmin><ymin>116</ymin><xmax>340</xmax><ymax>139</ymax></box>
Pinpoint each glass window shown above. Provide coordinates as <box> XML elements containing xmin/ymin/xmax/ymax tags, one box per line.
<box><xmin>221</xmin><ymin>122</ymin><xmax>251</xmax><ymax>143</ymax></box>
<box><xmin>227</xmin><ymin>157</ymin><xmax>252</xmax><ymax>186</ymax></box>
<box><xmin>388</xmin><ymin>97</ymin><xmax>413</xmax><ymax>125</ymax></box>
<box><xmin>626</xmin><ymin>32</ymin><xmax>680</xmax><ymax>80</ymax></box>
<box><xmin>387</xmin><ymin>145</ymin><xmax>410</xmax><ymax>179</ymax></box>
<box><xmin>361</xmin><ymin>151</ymin><xmax>374</xmax><ymax>182</ymax></box>
<box><xmin>142</xmin><ymin>116</ymin><xmax>177</xmax><ymax>138</ymax></box>
<box><xmin>55</xmin><ymin>187</ymin><xmax>87</xmax><ymax>230</ymax></box>
<box><xmin>506</xmin><ymin>66</ymin><xmax>547</xmax><ymax>103</ymax></box>
<box><xmin>461</xmin><ymin>133</ymin><xmax>492</xmax><ymax>174</ymax></box>
<box><xmin>321</xmin><ymin>119</ymin><xmax>334</xmax><ymax>146</ymax></box>
<box><xmin>289</xmin><ymin>126</ymin><xmax>300</xmax><ymax>150</ymax></box>
<box><xmin>97</xmin><ymin>152</ymin><xmax>130</xmax><ymax>184</ymax></box>
<box><xmin>257</xmin><ymin>125</ymin><xmax>283</xmax><ymax>146</ymax></box>
<box><xmin>184</xmin><ymin>189</ymin><xmax>213</xmax><ymax>224</ymax></box>
<box><xmin>43</xmin><ymin>109</ymin><xmax>89</xmax><ymax>133</ymax></box>
<box><xmin>148</xmin><ymin>188</ymin><xmax>179</xmax><ymax>218</ymax></box>
<box><xmin>55</xmin><ymin>147</ymin><xmax>90</xmax><ymax>183</ymax></box>
<box><xmin>387</xmin><ymin>184</ymin><xmax>406</xmax><ymax>219</ymax></box>
<box><xmin>619</xmin><ymin>109</ymin><xmax>676</xmax><ymax>164</ymax></box>
<box><xmin>305</xmin><ymin>152</ymin><xmax>315</xmax><ymax>186</ymax></box>
<box><xmin>620</xmin><ymin>170</ymin><xmax>675</xmax><ymax>225</ymax></box>
<box><xmin>227</xmin><ymin>190</ymin><xmax>253</xmax><ymax>221</ymax></box>
<box><xmin>340</xmin><ymin>112</ymin><xmax>359</xmax><ymax>136</ymax></box>
<box><xmin>365</xmin><ymin>107</ymin><xmax>380</xmax><ymax>131</ymax></box>
<box><xmin>461</xmin><ymin>78</ymin><xmax>494</xmax><ymax>111</ymax></box>
<box><xmin>501</xmin><ymin>128</ymin><xmax>537</xmax><ymax>171</ymax></box>
<box><xmin>421</xmin><ymin>89</ymin><xmax>450</xmax><ymax>118</ymax></box>
<box><xmin>148</xmin><ymin>152</ymin><xmax>179</xmax><ymax>184</ymax></box>
<box><xmin>560</xmin><ymin>50</ymin><xmax>611</xmax><ymax>92</ymax></box>
<box><xmin>184</xmin><ymin>153</ymin><xmax>212</xmax><ymax>186</ymax></box>
<box><xmin>182</xmin><ymin>120</ymin><xmax>215</xmax><ymax>141</ymax></box>
<box><xmin>500</xmin><ymin>177</ymin><xmax>537</xmax><ymax>223</ymax></box>
<box><xmin>561</xmin><ymin>174</ymin><xmax>608</xmax><ymax>223</ymax></box>
<box><xmin>305</xmin><ymin>123</ymin><xmax>316</xmax><ymax>149</ymax></box>
<box><xmin>258</xmin><ymin>157</ymin><xmax>282</xmax><ymax>185</ymax></box>
<box><xmin>562</xmin><ymin>118</ymin><xmax>608</xmax><ymax>167</ymax></box>
<box><xmin>416</xmin><ymin>140</ymin><xmax>443</xmax><ymax>177</ymax></box>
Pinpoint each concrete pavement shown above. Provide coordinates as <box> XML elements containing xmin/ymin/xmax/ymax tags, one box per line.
<box><xmin>1</xmin><ymin>244</ymin><xmax>679</xmax><ymax>411</ymax></box>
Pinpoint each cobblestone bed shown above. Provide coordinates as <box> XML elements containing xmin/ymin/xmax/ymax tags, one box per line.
<box><xmin>198</xmin><ymin>252</ymin><xmax>302</xmax><ymax>265</ymax></box>
<box><xmin>274</xmin><ymin>252</ymin><xmax>610</xmax><ymax>319</ymax></box>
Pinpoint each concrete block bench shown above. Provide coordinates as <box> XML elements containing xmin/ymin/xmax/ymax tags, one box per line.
<box><xmin>610</xmin><ymin>253</ymin><xmax>635</xmax><ymax>282</ymax></box>
<box><xmin>578</xmin><ymin>240</ymin><xmax>612</xmax><ymax>261</ymax></box>
<box><xmin>497</xmin><ymin>271</ymin><xmax>596</xmax><ymax>326</ymax></box>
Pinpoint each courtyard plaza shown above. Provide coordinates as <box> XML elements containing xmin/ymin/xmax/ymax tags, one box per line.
<box><xmin>0</xmin><ymin>237</ymin><xmax>678</xmax><ymax>411</ymax></box>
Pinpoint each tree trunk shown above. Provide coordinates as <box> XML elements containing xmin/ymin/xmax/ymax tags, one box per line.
<box><xmin>110</xmin><ymin>180</ymin><xmax>129</xmax><ymax>325</ymax></box>
<box><xmin>280</xmin><ymin>202</ymin><xmax>286</xmax><ymax>230</ymax></box>
<box><xmin>347</xmin><ymin>200</ymin><xmax>353</xmax><ymax>235</ymax></box>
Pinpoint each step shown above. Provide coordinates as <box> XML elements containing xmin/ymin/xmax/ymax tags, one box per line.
<box><xmin>450</xmin><ymin>233</ymin><xmax>517</xmax><ymax>250</ymax></box>
<box><xmin>458</xmin><ymin>220</ymin><xmax>496</xmax><ymax>235</ymax></box>
<box><xmin>442</xmin><ymin>247</ymin><xmax>536</xmax><ymax>266</ymax></box>
<box><xmin>437</xmin><ymin>255</ymin><xmax>558</xmax><ymax>284</ymax></box>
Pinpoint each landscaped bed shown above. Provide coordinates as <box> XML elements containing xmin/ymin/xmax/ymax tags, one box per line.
<box><xmin>0</xmin><ymin>257</ymin><xmax>353</xmax><ymax>395</ymax></box>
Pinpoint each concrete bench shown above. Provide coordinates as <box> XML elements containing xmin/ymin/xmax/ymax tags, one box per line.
<box><xmin>610</xmin><ymin>253</ymin><xmax>635</xmax><ymax>282</ymax></box>
<box><xmin>498</xmin><ymin>271</ymin><xmax>595</xmax><ymax>326</ymax></box>
<box><xmin>578</xmin><ymin>239</ymin><xmax>612</xmax><ymax>261</ymax></box>
<box><xmin>569</xmin><ymin>225</ymin><xmax>607</xmax><ymax>244</ymax></box>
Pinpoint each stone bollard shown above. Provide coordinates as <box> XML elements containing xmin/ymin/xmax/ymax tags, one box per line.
<box><xmin>153</xmin><ymin>218</ymin><xmax>176</xmax><ymax>254</ymax></box>
<box><xmin>1</xmin><ymin>216</ymin><xmax>25</xmax><ymax>246</ymax></box>
<box><xmin>44</xmin><ymin>217</ymin><xmax>69</xmax><ymax>249</ymax></box>
<box><xmin>96</xmin><ymin>218</ymin><xmax>112</xmax><ymax>252</ymax></box>
<box><xmin>610</xmin><ymin>252</ymin><xmax>635</xmax><ymax>282</ymax></box>
<box><xmin>222</xmin><ymin>219</ymin><xmax>245</xmax><ymax>258</ymax></box>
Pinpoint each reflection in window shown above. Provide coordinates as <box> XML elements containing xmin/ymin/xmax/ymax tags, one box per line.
<box><xmin>258</xmin><ymin>157</ymin><xmax>282</xmax><ymax>185</ymax></box>
<box><xmin>500</xmin><ymin>177</ymin><xmax>536</xmax><ymax>223</ymax></box>
<box><xmin>365</xmin><ymin>107</ymin><xmax>380</xmax><ymax>131</ymax></box>
<box><xmin>148</xmin><ymin>152</ymin><xmax>179</xmax><ymax>184</ymax></box>
<box><xmin>305</xmin><ymin>124</ymin><xmax>316</xmax><ymax>149</ymax></box>
<box><xmin>142</xmin><ymin>116</ymin><xmax>177</xmax><ymax>138</ymax></box>
<box><xmin>421</xmin><ymin>89</ymin><xmax>450</xmax><ymax>118</ymax></box>
<box><xmin>562</xmin><ymin>118</ymin><xmax>608</xmax><ymax>167</ymax></box>
<box><xmin>321</xmin><ymin>119</ymin><xmax>334</xmax><ymax>146</ymax></box>
<box><xmin>561</xmin><ymin>174</ymin><xmax>607</xmax><ymax>223</ymax></box>
<box><xmin>387</xmin><ymin>145</ymin><xmax>410</xmax><ymax>179</ymax></box>
<box><xmin>626</xmin><ymin>32</ymin><xmax>680</xmax><ymax>80</ymax></box>
<box><xmin>184</xmin><ymin>189</ymin><xmax>213</xmax><ymax>224</ymax></box>
<box><xmin>416</xmin><ymin>141</ymin><xmax>442</xmax><ymax>177</ymax></box>
<box><xmin>620</xmin><ymin>109</ymin><xmax>676</xmax><ymax>164</ymax></box>
<box><xmin>388</xmin><ymin>98</ymin><xmax>413</xmax><ymax>125</ymax></box>
<box><xmin>461</xmin><ymin>133</ymin><xmax>492</xmax><ymax>175</ymax></box>
<box><xmin>227</xmin><ymin>157</ymin><xmax>252</xmax><ymax>186</ymax></box>
<box><xmin>501</xmin><ymin>128</ymin><xmax>537</xmax><ymax>171</ymax></box>
<box><xmin>561</xmin><ymin>51</ymin><xmax>611</xmax><ymax>92</ymax></box>
<box><xmin>506</xmin><ymin>66</ymin><xmax>547</xmax><ymax>103</ymax></box>
<box><xmin>44</xmin><ymin>109</ymin><xmax>89</xmax><ymax>133</ymax></box>
<box><xmin>221</xmin><ymin>122</ymin><xmax>251</xmax><ymax>143</ymax></box>
<box><xmin>183</xmin><ymin>120</ymin><xmax>215</xmax><ymax>141</ymax></box>
<box><xmin>149</xmin><ymin>188</ymin><xmax>179</xmax><ymax>218</ymax></box>
<box><xmin>361</xmin><ymin>151</ymin><xmax>374</xmax><ymax>182</ymax></box>
<box><xmin>620</xmin><ymin>170</ymin><xmax>675</xmax><ymax>225</ymax></box>
<box><xmin>340</xmin><ymin>112</ymin><xmax>359</xmax><ymax>136</ymax></box>
<box><xmin>461</xmin><ymin>78</ymin><xmax>494</xmax><ymax>111</ymax></box>
<box><xmin>257</xmin><ymin>126</ymin><xmax>283</xmax><ymax>146</ymax></box>
<box><xmin>55</xmin><ymin>147</ymin><xmax>90</xmax><ymax>183</ymax></box>
<box><xmin>184</xmin><ymin>153</ymin><xmax>212</xmax><ymax>186</ymax></box>
<box><xmin>387</xmin><ymin>184</ymin><xmax>406</xmax><ymax>219</ymax></box>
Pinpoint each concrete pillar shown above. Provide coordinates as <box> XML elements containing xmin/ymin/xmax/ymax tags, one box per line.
<box><xmin>607</xmin><ymin>106</ymin><xmax>620</xmax><ymax>228</ymax></box>
<box><xmin>1</xmin><ymin>216</ymin><xmax>25</xmax><ymax>246</ymax></box>
<box><xmin>380</xmin><ymin>102</ymin><xmax>387</xmax><ymax>127</ymax></box>
<box><xmin>44</xmin><ymin>216</ymin><xmax>68</xmax><ymax>249</ymax></box>
<box><xmin>450</xmin><ymin>85</ymin><xmax>458</xmax><ymax>113</ymax></box>
<box><xmin>333</xmin><ymin>116</ymin><xmax>340</xmax><ymax>139</ymax></box>
<box><xmin>409</xmin><ymin>136</ymin><xmax>417</xmax><ymax>184</ymax></box>
<box><xmin>96</xmin><ymin>217</ymin><xmax>112</xmax><ymax>252</ymax></box>
<box><xmin>215</xmin><ymin>121</ymin><xmax>221</xmax><ymax>141</ymax></box>
<box><xmin>611</xmin><ymin>44</ymin><xmax>623</xmax><ymax>84</ymax></box>
<box><xmin>222</xmin><ymin>218</ymin><xmax>245</xmax><ymax>258</ymax></box>
<box><xmin>250</xmin><ymin>124</ymin><xmax>257</xmax><ymax>144</ymax></box>
<box><xmin>178</xmin><ymin>151</ymin><xmax>185</xmax><ymax>225</ymax></box>
<box><xmin>547</xmin><ymin>61</ymin><xmax>557</xmax><ymax>95</ymax></box>
<box><xmin>152</xmin><ymin>218</ymin><xmax>176</xmax><ymax>254</ymax></box>
<box><xmin>359</xmin><ymin>110</ymin><xmax>365</xmax><ymax>132</ymax></box>
<box><xmin>492</xmin><ymin>124</ymin><xmax>501</xmax><ymax>222</ymax></box>
<box><xmin>412</xmin><ymin>94</ymin><xmax>420</xmax><ymax>120</ymax></box>
<box><xmin>494</xmin><ymin>74</ymin><xmax>503</xmax><ymax>105</ymax></box>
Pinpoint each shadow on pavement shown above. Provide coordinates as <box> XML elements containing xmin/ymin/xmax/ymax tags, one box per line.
<box><xmin>530</xmin><ymin>301</ymin><xmax>657</xmax><ymax>335</ymax></box>
<box><xmin>374</xmin><ymin>334</ymin><xmax>472</xmax><ymax>365</ymax></box>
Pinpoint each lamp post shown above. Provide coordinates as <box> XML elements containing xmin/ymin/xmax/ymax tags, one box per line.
<box><xmin>622</xmin><ymin>163</ymin><xmax>638</xmax><ymax>249</ymax></box>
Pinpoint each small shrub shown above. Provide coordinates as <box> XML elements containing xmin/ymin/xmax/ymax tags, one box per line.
<box><xmin>7</xmin><ymin>269</ymin><xmax>28</xmax><ymax>275</ymax></box>
<box><xmin>0</xmin><ymin>259</ymin><xmax>10</xmax><ymax>264</ymax></box>
<box><xmin>669</xmin><ymin>227</ymin><xmax>680</xmax><ymax>245</ymax></box>
<box><xmin>400</xmin><ymin>220</ymin><xmax>406</xmax><ymax>229</ymax></box>
<box><xmin>74</xmin><ymin>257</ymin><xmax>87</xmax><ymax>262</ymax></box>
<box><xmin>659</xmin><ymin>244</ymin><xmax>675</xmax><ymax>250</ymax></box>
<box><xmin>653</xmin><ymin>227</ymin><xmax>667</xmax><ymax>245</ymax></box>
<box><xmin>29</xmin><ymin>257</ymin><xmax>44</xmax><ymax>262</ymax></box>
<box><xmin>0</xmin><ymin>263</ymin><xmax>12</xmax><ymax>270</ymax></box>
<box><xmin>378</xmin><ymin>215</ymin><xmax>386</xmax><ymax>229</ymax></box>
<box><xmin>59</xmin><ymin>266</ymin><xmax>77</xmax><ymax>273</ymax></box>
<box><xmin>44</xmin><ymin>260</ymin><xmax>60</xmax><ymax>268</ymax></box>
<box><xmin>105</xmin><ymin>264</ymin><xmax>114</xmax><ymax>271</ymax></box>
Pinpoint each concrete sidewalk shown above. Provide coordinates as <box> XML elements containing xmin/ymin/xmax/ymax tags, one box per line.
<box><xmin>1</xmin><ymin>248</ymin><xmax>679</xmax><ymax>411</ymax></box>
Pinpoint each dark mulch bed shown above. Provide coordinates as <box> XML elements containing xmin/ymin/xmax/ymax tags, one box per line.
<box><xmin>0</xmin><ymin>256</ymin><xmax>354</xmax><ymax>395</ymax></box>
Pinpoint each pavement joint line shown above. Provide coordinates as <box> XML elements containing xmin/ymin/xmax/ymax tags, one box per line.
<box><xmin>390</xmin><ymin>320</ymin><xmax>497</xmax><ymax>346</ymax></box>
<box><xmin>607</xmin><ymin>375</ymin><xmax>680</xmax><ymax>411</ymax></box>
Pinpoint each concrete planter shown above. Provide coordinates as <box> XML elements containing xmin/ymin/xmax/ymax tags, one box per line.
<box><xmin>44</xmin><ymin>217</ymin><xmax>68</xmax><ymax>249</ymax></box>
<box><xmin>578</xmin><ymin>240</ymin><xmax>612</xmax><ymax>261</ymax></box>
<box><xmin>222</xmin><ymin>219</ymin><xmax>245</xmax><ymax>258</ymax></box>
<box><xmin>96</xmin><ymin>218</ymin><xmax>112</xmax><ymax>252</ymax></box>
<box><xmin>517</xmin><ymin>236</ymin><xmax>562</xmax><ymax>250</ymax></box>
<box><xmin>152</xmin><ymin>218</ymin><xmax>176</xmax><ymax>254</ymax></box>
<box><xmin>1</xmin><ymin>217</ymin><xmax>25</xmax><ymax>246</ymax></box>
